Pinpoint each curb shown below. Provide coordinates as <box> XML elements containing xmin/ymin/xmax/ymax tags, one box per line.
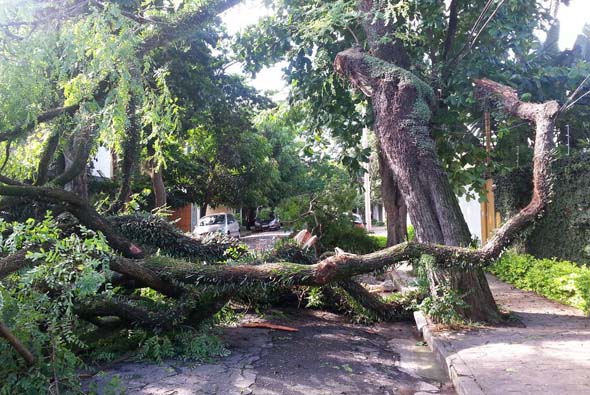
<box><xmin>414</xmin><ymin>311</ymin><xmax>485</xmax><ymax>395</ymax></box>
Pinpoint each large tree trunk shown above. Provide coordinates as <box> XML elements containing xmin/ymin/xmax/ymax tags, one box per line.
<box><xmin>353</xmin><ymin>1</ymin><xmax>499</xmax><ymax>321</ymax></box>
<box><xmin>378</xmin><ymin>147</ymin><xmax>407</xmax><ymax>246</ymax></box>
<box><xmin>335</xmin><ymin>48</ymin><xmax>500</xmax><ymax>322</ymax></box>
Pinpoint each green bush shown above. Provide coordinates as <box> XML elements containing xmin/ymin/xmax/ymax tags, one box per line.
<box><xmin>489</xmin><ymin>252</ymin><xmax>590</xmax><ymax>313</ymax></box>
<box><xmin>372</xmin><ymin>235</ymin><xmax>387</xmax><ymax>249</ymax></box>
<box><xmin>320</xmin><ymin>220</ymin><xmax>379</xmax><ymax>254</ymax></box>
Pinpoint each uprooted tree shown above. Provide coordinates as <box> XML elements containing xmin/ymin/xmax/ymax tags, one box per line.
<box><xmin>0</xmin><ymin>0</ymin><xmax>569</xmax><ymax>377</ymax></box>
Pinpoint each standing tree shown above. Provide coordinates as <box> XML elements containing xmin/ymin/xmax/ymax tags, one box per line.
<box><xmin>235</xmin><ymin>0</ymin><xmax>582</xmax><ymax>320</ymax></box>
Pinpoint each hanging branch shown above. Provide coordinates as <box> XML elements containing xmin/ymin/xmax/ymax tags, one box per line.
<box><xmin>0</xmin><ymin>322</ymin><xmax>36</xmax><ymax>366</ymax></box>
<box><xmin>0</xmin><ymin>184</ymin><xmax>143</xmax><ymax>258</ymax></box>
<box><xmin>0</xmin><ymin>104</ymin><xmax>79</xmax><ymax>143</ymax></box>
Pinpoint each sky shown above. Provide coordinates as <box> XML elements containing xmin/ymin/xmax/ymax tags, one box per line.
<box><xmin>222</xmin><ymin>0</ymin><xmax>590</xmax><ymax>96</ymax></box>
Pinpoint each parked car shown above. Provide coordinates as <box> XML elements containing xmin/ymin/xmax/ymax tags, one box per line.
<box><xmin>254</xmin><ymin>216</ymin><xmax>281</xmax><ymax>232</ymax></box>
<box><xmin>193</xmin><ymin>213</ymin><xmax>240</xmax><ymax>238</ymax></box>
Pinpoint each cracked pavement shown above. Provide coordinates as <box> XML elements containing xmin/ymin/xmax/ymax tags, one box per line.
<box><xmin>86</xmin><ymin>310</ymin><xmax>455</xmax><ymax>395</ymax></box>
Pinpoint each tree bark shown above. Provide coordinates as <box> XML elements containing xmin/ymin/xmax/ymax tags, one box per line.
<box><xmin>335</xmin><ymin>48</ymin><xmax>499</xmax><ymax>321</ymax></box>
<box><xmin>147</xmin><ymin>141</ymin><xmax>167</xmax><ymax>209</ymax></box>
<box><xmin>378</xmin><ymin>146</ymin><xmax>407</xmax><ymax>246</ymax></box>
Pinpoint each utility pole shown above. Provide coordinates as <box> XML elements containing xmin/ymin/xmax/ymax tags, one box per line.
<box><xmin>481</xmin><ymin>110</ymin><xmax>498</xmax><ymax>244</ymax></box>
<box><xmin>362</xmin><ymin>128</ymin><xmax>372</xmax><ymax>231</ymax></box>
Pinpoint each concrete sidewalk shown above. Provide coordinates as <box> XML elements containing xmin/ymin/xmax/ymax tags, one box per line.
<box><xmin>416</xmin><ymin>274</ymin><xmax>590</xmax><ymax>395</ymax></box>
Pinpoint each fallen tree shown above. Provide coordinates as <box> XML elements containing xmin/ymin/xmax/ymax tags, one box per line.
<box><xmin>1</xmin><ymin>74</ymin><xmax>559</xmax><ymax>315</ymax></box>
<box><xmin>0</xmin><ymin>0</ymin><xmax>563</xmax><ymax>384</ymax></box>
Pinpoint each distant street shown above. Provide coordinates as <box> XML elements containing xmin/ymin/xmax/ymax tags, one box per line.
<box><xmin>241</xmin><ymin>230</ymin><xmax>291</xmax><ymax>251</ymax></box>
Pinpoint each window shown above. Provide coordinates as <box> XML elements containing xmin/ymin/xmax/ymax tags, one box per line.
<box><xmin>227</xmin><ymin>214</ymin><xmax>236</xmax><ymax>224</ymax></box>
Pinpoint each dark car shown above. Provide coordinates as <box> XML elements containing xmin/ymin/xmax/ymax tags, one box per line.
<box><xmin>254</xmin><ymin>216</ymin><xmax>281</xmax><ymax>232</ymax></box>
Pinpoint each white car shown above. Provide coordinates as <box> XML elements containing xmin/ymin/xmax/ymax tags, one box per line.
<box><xmin>193</xmin><ymin>213</ymin><xmax>240</xmax><ymax>238</ymax></box>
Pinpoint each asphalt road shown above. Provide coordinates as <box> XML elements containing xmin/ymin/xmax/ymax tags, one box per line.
<box><xmin>241</xmin><ymin>230</ymin><xmax>291</xmax><ymax>251</ymax></box>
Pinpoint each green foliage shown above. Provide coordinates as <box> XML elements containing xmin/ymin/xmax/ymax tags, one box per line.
<box><xmin>135</xmin><ymin>327</ymin><xmax>229</xmax><ymax>363</ymax></box>
<box><xmin>418</xmin><ymin>286</ymin><xmax>468</xmax><ymax>325</ymax></box>
<box><xmin>490</xmin><ymin>252</ymin><xmax>590</xmax><ymax>314</ymax></box>
<box><xmin>266</xmin><ymin>239</ymin><xmax>317</xmax><ymax>266</ymax></box>
<box><xmin>110</xmin><ymin>213</ymin><xmax>246</xmax><ymax>263</ymax></box>
<box><xmin>274</xmin><ymin>160</ymin><xmax>376</xmax><ymax>253</ymax></box>
<box><xmin>0</xmin><ymin>214</ymin><xmax>112</xmax><ymax>394</ymax></box>
<box><xmin>407</xmin><ymin>225</ymin><xmax>415</xmax><ymax>242</ymax></box>
<box><xmin>372</xmin><ymin>236</ymin><xmax>387</xmax><ymax>250</ymax></box>
<box><xmin>85</xmin><ymin>323</ymin><xmax>230</xmax><ymax>365</ymax></box>
<box><xmin>320</xmin><ymin>220</ymin><xmax>379</xmax><ymax>254</ymax></box>
<box><xmin>414</xmin><ymin>255</ymin><xmax>467</xmax><ymax>325</ymax></box>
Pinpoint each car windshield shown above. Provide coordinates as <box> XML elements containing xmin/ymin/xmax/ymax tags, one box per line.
<box><xmin>199</xmin><ymin>215</ymin><xmax>225</xmax><ymax>226</ymax></box>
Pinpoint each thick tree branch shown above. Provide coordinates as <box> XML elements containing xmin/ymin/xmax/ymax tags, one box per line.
<box><xmin>358</xmin><ymin>0</ymin><xmax>411</xmax><ymax>67</ymax></box>
<box><xmin>0</xmin><ymin>322</ymin><xmax>35</xmax><ymax>366</ymax></box>
<box><xmin>0</xmin><ymin>105</ymin><xmax>79</xmax><ymax>143</ymax></box>
<box><xmin>0</xmin><ymin>245</ymin><xmax>49</xmax><ymax>279</ymax></box>
<box><xmin>138</xmin><ymin>0</ymin><xmax>240</xmax><ymax>55</ymax></box>
<box><xmin>338</xmin><ymin>280</ymin><xmax>411</xmax><ymax>321</ymax></box>
<box><xmin>51</xmin><ymin>125</ymin><xmax>95</xmax><ymax>186</ymax></box>
<box><xmin>110</xmin><ymin>243</ymin><xmax>489</xmax><ymax>290</ymax></box>
<box><xmin>475</xmin><ymin>78</ymin><xmax>559</xmax><ymax>257</ymax></box>
<box><xmin>109</xmin><ymin>99</ymin><xmax>139</xmax><ymax>214</ymax></box>
<box><xmin>443</xmin><ymin>0</ymin><xmax>459</xmax><ymax>60</ymax></box>
<box><xmin>35</xmin><ymin>129</ymin><xmax>61</xmax><ymax>186</ymax></box>
<box><xmin>0</xmin><ymin>184</ymin><xmax>143</xmax><ymax>258</ymax></box>
<box><xmin>0</xmin><ymin>175</ymin><xmax>22</xmax><ymax>186</ymax></box>
<box><xmin>0</xmin><ymin>141</ymin><xmax>10</xmax><ymax>173</ymax></box>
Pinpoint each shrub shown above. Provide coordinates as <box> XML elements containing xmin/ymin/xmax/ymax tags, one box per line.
<box><xmin>489</xmin><ymin>252</ymin><xmax>590</xmax><ymax>313</ymax></box>
<box><xmin>320</xmin><ymin>220</ymin><xmax>380</xmax><ymax>254</ymax></box>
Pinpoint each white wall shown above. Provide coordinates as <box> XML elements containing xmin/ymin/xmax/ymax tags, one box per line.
<box><xmin>458</xmin><ymin>195</ymin><xmax>482</xmax><ymax>242</ymax></box>
<box><xmin>91</xmin><ymin>146</ymin><xmax>112</xmax><ymax>178</ymax></box>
